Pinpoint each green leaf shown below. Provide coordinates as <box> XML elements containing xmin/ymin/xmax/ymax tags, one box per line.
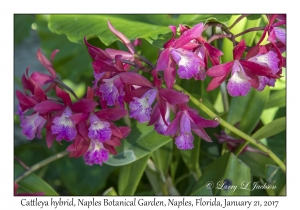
<box><xmin>105</xmin><ymin>123</ymin><xmax>172</xmax><ymax>166</ymax></box>
<box><xmin>180</xmin><ymin>136</ymin><xmax>201</xmax><ymax>180</ymax></box>
<box><xmin>239</xmin><ymin>152</ymin><xmax>275</xmax><ymax>178</ymax></box>
<box><xmin>145</xmin><ymin>162</ymin><xmax>162</xmax><ymax>195</ymax></box>
<box><xmin>267</xmin><ymin>107</ymin><xmax>286</xmax><ymax>161</ymax></box>
<box><xmin>191</xmin><ymin>152</ymin><xmax>251</xmax><ymax>195</ymax></box>
<box><xmin>35</xmin><ymin>15</ymin><xmax>93</xmax><ymax>83</ymax></box>
<box><xmin>118</xmin><ymin>154</ymin><xmax>150</xmax><ymax>195</ymax></box>
<box><xmin>48</xmin><ymin>15</ymin><xmax>232</xmax><ymax>48</ymax></box>
<box><xmin>48</xmin><ymin>15</ymin><xmax>171</xmax><ymax>46</ymax></box>
<box><xmin>265</xmin><ymin>165</ymin><xmax>286</xmax><ymax>195</ymax></box>
<box><xmin>252</xmin><ymin>117</ymin><xmax>286</xmax><ymax>140</ymax></box>
<box><xmin>188</xmin><ymin>14</ymin><xmax>233</xmax><ymax>25</ymax></box>
<box><xmin>239</xmin><ymin>87</ymin><xmax>270</xmax><ymax>134</ymax></box>
<box><xmin>265</xmin><ymin>89</ymin><xmax>286</xmax><ymax>109</ymax></box>
<box><xmin>14</xmin><ymin>14</ymin><xmax>34</xmax><ymax>45</ymax></box>
<box><xmin>14</xmin><ymin>164</ymin><xmax>59</xmax><ymax>195</ymax></box>
<box><xmin>225</xmin><ymin>91</ymin><xmax>252</xmax><ymax>134</ymax></box>
<box><xmin>152</xmin><ymin>141</ymin><xmax>173</xmax><ymax>177</ymax></box>
<box><xmin>103</xmin><ymin>187</ymin><xmax>118</xmax><ymax>196</ymax></box>
<box><xmin>246</xmin><ymin>15</ymin><xmax>263</xmax><ymax>20</ymax></box>
<box><xmin>56</xmin><ymin>157</ymin><xmax>115</xmax><ymax>195</ymax></box>
<box><xmin>242</xmin><ymin>17</ymin><xmax>261</xmax><ymax>46</ymax></box>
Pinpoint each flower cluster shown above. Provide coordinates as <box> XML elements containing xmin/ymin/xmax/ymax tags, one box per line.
<box><xmin>15</xmin><ymin>15</ymin><xmax>286</xmax><ymax>166</ymax></box>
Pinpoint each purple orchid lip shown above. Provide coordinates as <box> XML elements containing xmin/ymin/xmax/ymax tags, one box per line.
<box><xmin>83</xmin><ymin>140</ymin><xmax>109</xmax><ymax>166</ymax></box>
<box><xmin>20</xmin><ymin>112</ymin><xmax>46</xmax><ymax>140</ymax></box>
<box><xmin>170</xmin><ymin>48</ymin><xmax>204</xmax><ymax>80</ymax></box>
<box><xmin>100</xmin><ymin>76</ymin><xmax>121</xmax><ymax>106</ymax></box>
<box><xmin>227</xmin><ymin>61</ymin><xmax>252</xmax><ymax>97</ymax></box>
<box><xmin>51</xmin><ymin>106</ymin><xmax>77</xmax><ymax>142</ymax></box>
<box><xmin>129</xmin><ymin>88</ymin><xmax>157</xmax><ymax>123</ymax></box>
<box><xmin>88</xmin><ymin>113</ymin><xmax>112</xmax><ymax>143</ymax></box>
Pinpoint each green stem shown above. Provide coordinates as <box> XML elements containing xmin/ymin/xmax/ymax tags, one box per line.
<box><xmin>173</xmin><ymin>84</ymin><xmax>286</xmax><ymax>172</ymax></box>
<box><xmin>15</xmin><ymin>151</ymin><xmax>69</xmax><ymax>183</ymax></box>
<box><xmin>234</xmin><ymin>142</ymin><xmax>249</xmax><ymax>156</ymax></box>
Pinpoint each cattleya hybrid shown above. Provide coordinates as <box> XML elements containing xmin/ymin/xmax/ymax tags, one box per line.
<box><xmin>15</xmin><ymin>15</ymin><xmax>285</xmax><ymax>167</ymax></box>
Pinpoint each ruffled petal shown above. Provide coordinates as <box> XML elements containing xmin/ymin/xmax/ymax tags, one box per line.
<box><xmin>175</xmin><ymin>133</ymin><xmax>194</xmax><ymax>150</ymax></box>
<box><xmin>170</xmin><ymin>49</ymin><xmax>204</xmax><ymax>79</ymax></box>
<box><xmin>129</xmin><ymin>89</ymin><xmax>157</xmax><ymax>123</ymax></box>
<box><xmin>173</xmin><ymin>23</ymin><xmax>203</xmax><ymax>48</ymax></box>
<box><xmin>88</xmin><ymin>113</ymin><xmax>112</xmax><ymax>143</ymax></box>
<box><xmin>51</xmin><ymin>107</ymin><xmax>77</xmax><ymax>142</ymax></box>
<box><xmin>83</xmin><ymin>141</ymin><xmax>109</xmax><ymax>166</ymax></box>
<box><xmin>227</xmin><ymin>72</ymin><xmax>252</xmax><ymax>97</ymax></box>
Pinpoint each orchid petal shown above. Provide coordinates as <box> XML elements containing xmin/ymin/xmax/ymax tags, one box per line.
<box><xmin>175</xmin><ymin>133</ymin><xmax>194</xmax><ymax>150</ymax></box>
<box><xmin>173</xmin><ymin>23</ymin><xmax>204</xmax><ymax>48</ymax></box>
<box><xmin>36</xmin><ymin>49</ymin><xmax>56</xmax><ymax>78</ymax></box>
<box><xmin>240</xmin><ymin>60</ymin><xmax>277</xmax><ymax>77</ymax></box>
<box><xmin>92</xmin><ymin>59</ymin><xmax>118</xmax><ymax>73</ymax></box>
<box><xmin>119</xmin><ymin>72</ymin><xmax>153</xmax><ymax>88</ymax></box>
<box><xmin>156</xmin><ymin>48</ymin><xmax>170</xmax><ymax>71</ymax></box>
<box><xmin>105</xmin><ymin>48</ymin><xmax>132</xmax><ymax>60</ymax></box>
<box><xmin>34</xmin><ymin>84</ymin><xmax>47</xmax><ymax>102</ymax></box>
<box><xmin>95</xmin><ymin>108</ymin><xmax>128</xmax><ymax>121</ymax></box>
<box><xmin>233</xmin><ymin>40</ymin><xmax>246</xmax><ymax>60</ymax></box>
<box><xmin>170</xmin><ymin>48</ymin><xmax>204</xmax><ymax>79</ymax></box>
<box><xmin>148</xmin><ymin>103</ymin><xmax>160</xmax><ymax>126</ymax></box>
<box><xmin>164</xmin><ymin>57</ymin><xmax>177</xmax><ymax>89</ymax></box>
<box><xmin>70</xmin><ymin>113</ymin><xmax>89</xmax><ymax>125</ymax></box>
<box><xmin>16</xmin><ymin>90</ymin><xmax>37</xmax><ymax>108</ymax></box>
<box><xmin>108</xmin><ymin>20</ymin><xmax>135</xmax><ymax>55</ymax></box>
<box><xmin>84</xmin><ymin>37</ymin><xmax>111</xmax><ymax>61</ymax></box>
<box><xmin>46</xmin><ymin>129</ymin><xmax>55</xmax><ymax>148</ymax></box>
<box><xmin>227</xmin><ymin>72</ymin><xmax>252</xmax><ymax>97</ymax></box>
<box><xmin>204</xmin><ymin>43</ymin><xmax>223</xmax><ymax>65</ymax></box>
<box><xmin>118</xmin><ymin>126</ymin><xmax>131</xmax><ymax>138</ymax></box>
<box><xmin>191</xmin><ymin>124</ymin><xmax>212</xmax><ymax>142</ymax></box>
<box><xmin>188</xmin><ymin>110</ymin><xmax>219</xmax><ymax>128</ymax></box>
<box><xmin>30</xmin><ymin>72</ymin><xmax>53</xmax><ymax>85</ymax></box>
<box><xmin>164</xmin><ymin>111</ymin><xmax>183</xmax><ymax>135</ymax></box>
<box><xmin>158</xmin><ymin>88</ymin><xmax>189</xmax><ymax>105</ymax></box>
<box><xmin>71</xmin><ymin>99</ymin><xmax>98</xmax><ymax>113</ymax></box>
<box><xmin>206</xmin><ymin>61</ymin><xmax>234</xmax><ymax>77</ymax></box>
<box><xmin>56</xmin><ymin>86</ymin><xmax>71</xmax><ymax>106</ymax></box>
<box><xmin>33</xmin><ymin>100</ymin><xmax>64</xmax><ymax>114</ymax></box>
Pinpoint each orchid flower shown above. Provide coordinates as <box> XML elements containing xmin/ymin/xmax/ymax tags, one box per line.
<box><xmin>206</xmin><ymin>40</ymin><xmax>279</xmax><ymax>96</ymax></box>
<box><xmin>156</xmin><ymin>23</ymin><xmax>204</xmax><ymax>88</ymax></box>
<box><xmin>165</xmin><ymin>104</ymin><xmax>219</xmax><ymax>150</ymax></box>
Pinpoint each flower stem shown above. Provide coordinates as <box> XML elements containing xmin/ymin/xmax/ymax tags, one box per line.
<box><xmin>55</xmin><ymin>79</ymin><xmax>79</xmax><ymax>100</ymax></box>
<box><xmin>173</xmin><ymin>84</ymin><xmax>286</xmax><ymax>172</ymax></box>
<box><xmin>14</xmin><ymin>151</ymin><xmax>69</xmax><ymax>183</ymax></box>
<box><xmin>234</xmin><ymin>26</ymin><xmax>265</xmax><ymax>37</ymax></box>
<box><xmin>207</xmin><ymin>34</ymin><xmax>232</xmax><ymax>44</ymax></box>
<box><xmin>14</xmin><ymin>156</ymin><xmax>29</xmax><ymax>170</ymax></box>
<box><xmin>135</xmin><ymin>54</ymin><xmax>156</xmax><ymax>70</ymax></box>
<box><xmin>227</xmin><ymin>14</ymin><xmax>249</xmax><ymax>30</ymax></box>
